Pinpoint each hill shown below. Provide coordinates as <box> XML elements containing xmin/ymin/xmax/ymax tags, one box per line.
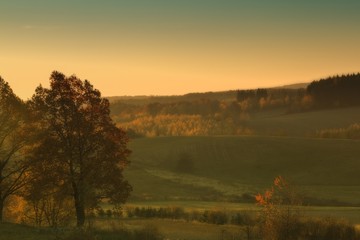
<box><xmin>107</xmin><ymin>81</ymin><xmax>309</xmax><ymax>105</ymax></box>
<box><xmin>275</xmin><ymin>82</ymin><xmax>309</xmax><ymax>89</ymax></box>
<box><xmin>125</xmin><ymin>134</ymin><xmax>360</xmax><ymax>205</ymax></box>
<box><xmin>107</xmin><ymin>90</ymin><xmax>238</xmax><ymax>105</ymax></box>
<box><xmin>247</xmin><ymin>106</ymin><xmax>360</xmax><ymax>136</ymax></box>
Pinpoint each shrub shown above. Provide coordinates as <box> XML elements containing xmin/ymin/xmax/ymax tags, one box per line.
<box><xmin>256</xmin><ymin>176</ymin><xmax>302</xmax><ymax>240</ymax></box>
<box><xmin>201</xmin><ymin>210</ymin><xmax>228</xmax><ymax>225</ymax></box>
<box><xmin>300</xmin><ymin>217</ymin><xmax>360</xmax><ymax>240</ymax></box>
<box><xmin>231</xmin><ymin>212</ymin><xmax>254</xmax><ymax>226</ymax></box>
<box><xmin>105</xmin><ymin>209</ymin><xmax>113</xmax><ymax>218</ymax></box>
<box><xmin>96</xmin><ymin>208</ymin><xmax>105</xmax><ymax>218</ymax></box>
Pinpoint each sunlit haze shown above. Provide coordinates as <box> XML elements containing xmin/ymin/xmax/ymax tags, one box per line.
<box><xmin>1</xmin><ymin>0</ymin><xmax>360</xmax><ymax>99</ymax></box>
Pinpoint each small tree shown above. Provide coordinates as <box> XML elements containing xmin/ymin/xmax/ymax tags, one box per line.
<box><xmin>255</xmin><ymin>176</ymin><xmax>302</xmax><ymax>240</ymax></box>
<box><xmin>29</xmin><ymin>71</ymin><xmax>132</xmax><ymax>227</ymax></box>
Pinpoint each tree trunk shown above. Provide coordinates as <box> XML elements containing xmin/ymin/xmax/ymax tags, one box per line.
<box><xmin>75</xmin><ymin>198</ymin><xmax>85</xmax><ymax>227</ymax></box>
<box><xmin>0</xmin><ymin>198</ymin><xmax>4</xmax><ymax>222</ymax></box>
<box><xmin>72</xmin><ymin>182</ymin><xmax>85</xmax><ymax>227</ymax></box>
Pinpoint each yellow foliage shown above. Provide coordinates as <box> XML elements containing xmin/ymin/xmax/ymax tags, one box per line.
<box><xmin>121</xmin><ymin>114</ymin><xmax>253</xmax><ymax>137</ymax></box>
<box><xmin>4</xmin><ymin>195</ymin><xmax>27</xmax><ymax>223</ymax></box>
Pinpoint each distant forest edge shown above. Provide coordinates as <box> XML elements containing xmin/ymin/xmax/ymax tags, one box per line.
<box><xmin>110</xmin><ymin>73</ymin><xmax>360</xmax><ymax>137</ymax></box>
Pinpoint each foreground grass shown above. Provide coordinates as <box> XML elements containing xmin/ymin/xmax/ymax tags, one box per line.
<box><xmin>2</xmin><ymin>215</ymin><xmax>359</xmax><ymax>240</ymax></box>
<box><xmin>0</xmin><ymin>219</ymin><xmax>241</xmax><ymax>240</ymax></box>
<box><xmin>0</xmin><ymin>223</ymin><xmax>50</xmax><ymax>240</ymax></box>
<box><xmin>93</xmin><ymin>218</ymin><xmax>242</xmax><ymax>240</ymax></box>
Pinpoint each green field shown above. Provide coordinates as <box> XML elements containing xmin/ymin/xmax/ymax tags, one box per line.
<box><xmin>125</xmin><ymin>135</ymin><xmax>360</xmax><ymax>204</ymax></box>
<box><xmin>247</xmin><ymin>106</ymin><xmax>360</xmax><ymax>136</ymax></box>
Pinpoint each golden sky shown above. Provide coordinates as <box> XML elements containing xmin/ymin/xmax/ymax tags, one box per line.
<box><xmin>1</xmin><ymin>1</ymin><xmax>360</xmax><ymax>99</ymax></box>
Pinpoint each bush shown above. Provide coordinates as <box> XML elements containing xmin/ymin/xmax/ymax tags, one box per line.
<box><xmin>256</xmin><ymin>176</ymin><xmax>302</xmax><ymax>240</ymax></box>
<box><xmin>201</xmin><ymin>210</ymin><xmax>228</xmax><ymax>225</ymax></box>
<box><xmin>96</xmin><ymin>208</ymin><xmax>105</xmax><ymax>218</ymax></box>
<box><xmin>300</xmin><ymin>217</ymin><xmax>360</xmax><ymax>240</ymax></box>
<box><xmin>126</xmin><ymin>206</ymin><xmax>187</xmax><ymax>220</ymax></box>
<box><xmin>105</xmin><ymin>209</ymin><xmax>113</xmax><ymax>218</ymax></box>
<box><xmin>231</xmin><ymin>212</ymin><xmax>255</xmax><ymax>226</ymax></box>
<box><xmin>316</xmin><ymin>123</ymin><xmax>360</xmax><ymax>139</ymax></box>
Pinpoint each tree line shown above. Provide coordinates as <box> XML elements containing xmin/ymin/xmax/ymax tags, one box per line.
<box><xmin>110</xmin><ymin>73</ymin><xmax>360</xmax><ymax>137</ymax></box>
<box><xmin>307</xmin><ymin>73</ymin><xmax>360</xmax><ymax>108</ymax></box>
<box><xmin>111</xmin><ymin>99</ymin><xmax>252</xmax><ymax>137</ymax></box>
<box><xmin>236</xmin><ymin>73</ymin><xmax>360</xmax><ymax>112</ymax></box>
<box><xmin>0</xmin><ymin>72</ymin><xmax>131</xmax><ymax>227</ymax></box>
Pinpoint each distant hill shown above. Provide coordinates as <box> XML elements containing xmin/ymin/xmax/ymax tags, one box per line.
<box><xmin>275</xmin><ymin>82</ymin><xmax>309</xmax><ymax>89</ymax></box>
<box><xmin>107</xmin><ymin>95</ymin><xmax>151</xmax><ymax>103</ymax></box>
<box><xmin>106</xmin><ymin>83</ymin><xmax>308</xmax><ymax>104</ymax></box>
<box><xmin>107</xmin><ymin>91</ymin><xmax>237</xmax><ymax>105</ymax></box>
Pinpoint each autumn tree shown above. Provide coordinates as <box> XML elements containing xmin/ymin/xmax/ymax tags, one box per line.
<box><xmin>256</xmin><ymin>176</ymin><xmax>302</xmax><ymax>240</ymax></box>
<box><xmin>0</xmin><ymin>77</ymin><xmax>29</xmax><ymax>222</ymax></box>
<box><xmin>29</xmin><ymin>71</ymin><xmax>132</xmax><ymax>227</ymax></box>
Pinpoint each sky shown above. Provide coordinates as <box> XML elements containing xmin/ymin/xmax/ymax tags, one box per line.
<box><xmin>1</xmin><ymin>0</ymin><xmax>360</xmax><ymax>99</ymax></box>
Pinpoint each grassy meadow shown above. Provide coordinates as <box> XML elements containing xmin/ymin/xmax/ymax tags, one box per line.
<box><xmin>247</xmin><ymin>106</ymin><xmax>360</xmax><ymax>136</ymax></box>
<box><xmin>0</xmin><ymin>223</ymin><xmax>51</xmax><ymax>240</ymax></box>
<box><xmin>126</xmin><ymin>135</ymin><xmax>360</xmax><ymax>204</ymax></box>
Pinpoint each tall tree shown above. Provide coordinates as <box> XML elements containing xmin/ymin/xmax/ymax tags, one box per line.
<box><xmin>29</xmin><ymin>71</ymin><xmax>132</xmax><ymax>227</ymax></box>
<box><xmin>0</xmin><ymin>76</ymin><xmax>29</xmax><ymax>222</ymax></box>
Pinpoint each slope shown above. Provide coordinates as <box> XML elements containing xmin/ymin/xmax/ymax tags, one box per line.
<box><xmin>125</xmin><ymin>135</ymin><xmax>360</xmax><ymax>205</ymax></box>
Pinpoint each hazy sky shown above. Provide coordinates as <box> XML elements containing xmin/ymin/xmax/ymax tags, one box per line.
<box><xmin>1</xmin><ymin>0</ymin><xmax>360</xmax><ymax>99</ymax></box>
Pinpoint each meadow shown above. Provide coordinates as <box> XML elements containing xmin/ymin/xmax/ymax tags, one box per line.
<box><xmin>125</xmin><ymin>135</ymin><xmax>360</xmax><ymax>205</ymax></box>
